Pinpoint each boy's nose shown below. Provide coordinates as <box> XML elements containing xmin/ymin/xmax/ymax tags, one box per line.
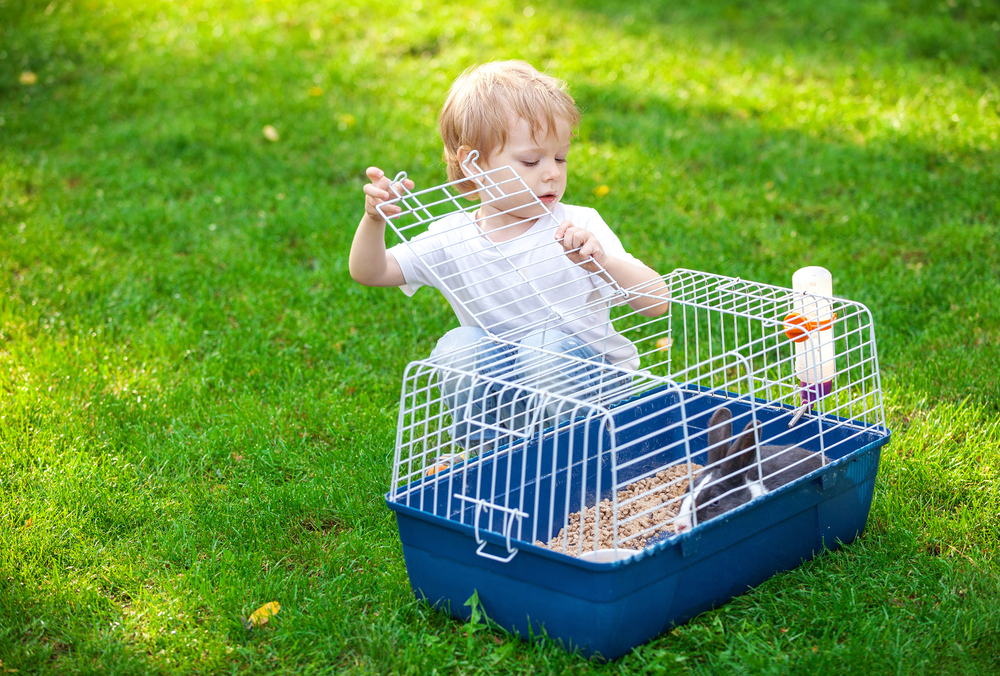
<box><xmin>542</xmin><ymin>160</ymin><xmax>562</xmax><ymax>181</ymax></box>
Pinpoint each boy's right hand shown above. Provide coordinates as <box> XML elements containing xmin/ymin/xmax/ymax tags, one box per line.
<box><xmin>363</xmin><ymin>167</ymin><xmax>414</xmax><ymax>223</ymax></box>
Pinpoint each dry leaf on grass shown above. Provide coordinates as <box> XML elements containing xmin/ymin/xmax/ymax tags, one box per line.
<box><xmin>244</xmin><ymin>601</ymin><xmax>280</xmax><ymax>629</ymax></box>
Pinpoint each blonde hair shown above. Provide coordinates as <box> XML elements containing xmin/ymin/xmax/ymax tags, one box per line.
<box><xmin>439</xmin><ymin>60</ymin><xmax>581</xmax><ymax>196</ymax></box>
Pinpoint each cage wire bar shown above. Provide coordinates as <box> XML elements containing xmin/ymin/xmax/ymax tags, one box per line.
<box><xmin>380</xmin><ymin>158</ymin><xmax>886</xmax><ymax>562</ymax></box>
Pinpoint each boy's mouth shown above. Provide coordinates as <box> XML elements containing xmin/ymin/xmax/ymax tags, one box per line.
<box><xmin>538</xmin><ymin>192</ymin><xmax>558</xmax><ymax>204</ymax></box>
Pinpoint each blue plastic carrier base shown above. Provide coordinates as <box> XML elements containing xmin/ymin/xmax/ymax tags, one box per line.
<box><xmin>386</xmin><ymin>390</ymin><xmax>891</xmax><ymax>660</ymax></box>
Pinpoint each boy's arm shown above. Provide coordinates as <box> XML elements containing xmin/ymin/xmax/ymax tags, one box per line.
<box><xmin>349</xmin><ymin>167</ymin><xmax>410</xmax><ymax>288</ymax></box>
<box><xmin>555</xmin><ymin>220</ymin><xmax>670</xmax><ymax>318</ymax></box>
<box><xmin>600</xmin><ymin>256</ymin><xmax>670</xmax><ymax>317</ymax></box>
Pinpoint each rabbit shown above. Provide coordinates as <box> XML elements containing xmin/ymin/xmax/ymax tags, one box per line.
<box><xmin>674</xmin><ymin>407</ymin><xmax>827</xmax><ymax>533</ymax></box>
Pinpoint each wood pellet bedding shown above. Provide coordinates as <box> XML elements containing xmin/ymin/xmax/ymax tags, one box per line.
<box><xmin>534</xmin><ymin>464</ymin><xmax>702</xmax><ymax>557</ymax></box>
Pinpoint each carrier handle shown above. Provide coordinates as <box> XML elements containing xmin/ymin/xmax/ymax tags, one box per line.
<box><xmin>456</xmin><ymin>495</ymin><xmax>528</xmax><ymax>563</ymax></box>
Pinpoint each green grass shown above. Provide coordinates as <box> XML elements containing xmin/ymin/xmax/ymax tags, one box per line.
<box><xmin>1</xmin><ymin>0</ymin><xmax>998</xmax><ymax>673</ymax></box>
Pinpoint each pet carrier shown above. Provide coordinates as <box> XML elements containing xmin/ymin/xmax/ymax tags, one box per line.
<box><xmin>379</xmin><ymin>155</ymin><xmax>891</xmax><ymax>659</ymax></box>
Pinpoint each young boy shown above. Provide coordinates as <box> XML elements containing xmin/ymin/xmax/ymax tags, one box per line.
<box><xmin>349</xmin><ymin>60</ymin><xmax>668</xmax><ymax>457</ymax></box>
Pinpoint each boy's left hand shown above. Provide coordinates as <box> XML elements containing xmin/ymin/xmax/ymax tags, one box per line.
<box><xmin>555</xmin><ymin>220</ymin><xmax>606</xmax><ymax>273</ymax></box>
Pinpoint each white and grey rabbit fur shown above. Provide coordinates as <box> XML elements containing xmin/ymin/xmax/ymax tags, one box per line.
<box><xmin>674</xmin><ymin>407</ymin><xmax>827</xmax><ymax>532</ymax></box>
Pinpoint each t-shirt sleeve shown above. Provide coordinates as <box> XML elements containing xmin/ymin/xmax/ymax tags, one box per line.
<box><xmin>388</xmin><ymin>217</ymin><xmax>455</xmax><ymax>296</ymax></box>
<box><xmin>388</xmin><ymin>240</ymin><xmax>425</xmax><ymax>297</ymax></box>
<box><xmin>578</xmin><ymin>207</ymin><xmax>646</xmax><ymax>268</ymax></box>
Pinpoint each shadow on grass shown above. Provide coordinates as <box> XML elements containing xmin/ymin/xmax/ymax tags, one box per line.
<box><xmin>549</xmin><ymin>0</ymin><xmax>1000</xmax><ymax>74</ymax></box>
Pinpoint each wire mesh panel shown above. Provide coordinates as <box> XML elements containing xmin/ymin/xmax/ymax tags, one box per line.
<box><xmin>376</xmin><ymin>152</ymin><xmax>670</xmax><ymax>360</ymax></box>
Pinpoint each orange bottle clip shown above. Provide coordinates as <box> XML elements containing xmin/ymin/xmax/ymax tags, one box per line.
<box><xmin>783</xmin><ymin>312</ymin><xmax>837</xmax><ymax>343</ymax></box>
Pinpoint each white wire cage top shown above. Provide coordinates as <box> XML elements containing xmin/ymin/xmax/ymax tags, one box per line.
<box><xmin>374</xmin><ymin>152</ymin><xmax>670</xmax><ymax>365</ymax></box>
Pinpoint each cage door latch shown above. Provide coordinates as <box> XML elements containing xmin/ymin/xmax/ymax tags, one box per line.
<box><xmin>455</xmin><ymin>495</ymin><xmax>528</xmax><ymax>563</ymax></box>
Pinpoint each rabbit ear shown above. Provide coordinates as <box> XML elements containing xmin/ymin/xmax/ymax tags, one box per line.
<box><xmin>720</xmin><ymin>421</ymin><xmax>759</xmax><ymax>477</ymax></box>
<box><xmin>706</xmin><ymin>407</ymin><xmax>733</xmax><ymax>465</ymax></box>
<box><xmin>734</xmin><ymin>421</ymin><xmax>757</xmax><ymax>454</ymax></box>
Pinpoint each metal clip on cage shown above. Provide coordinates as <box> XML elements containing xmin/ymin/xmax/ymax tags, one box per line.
<box><xmin>379</xmin><ymin>159</ymin><xmax>891</xmax><ymax>659</ymax></box>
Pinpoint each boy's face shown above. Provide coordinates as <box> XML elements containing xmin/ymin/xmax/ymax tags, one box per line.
<box><xmin>474</xmin><ymin>115</ymin><xmax>572</xmax><ymax>228</ymax></box>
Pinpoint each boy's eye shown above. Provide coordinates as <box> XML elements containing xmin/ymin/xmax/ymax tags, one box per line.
<box><xmin>521</xmin><ymin>160</ymin><xmax>539</xmax><ymax>167</ymax></box>
<box><xmin>556</xmin><ymin>157</ymin><xmax>567</xmax><ymax>163</ymax></box>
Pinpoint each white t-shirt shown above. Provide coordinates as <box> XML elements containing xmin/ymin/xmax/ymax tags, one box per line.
<box><xmin>389</xmin><ymin>203</ymin><xmax>643</xmax><ymax>370</ymax></box>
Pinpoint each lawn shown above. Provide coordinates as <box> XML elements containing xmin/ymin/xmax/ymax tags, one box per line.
<box><xmin>1</xmin><ymin>0</ymin><xmax>998</xmax><ymax>674</ymax></box>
